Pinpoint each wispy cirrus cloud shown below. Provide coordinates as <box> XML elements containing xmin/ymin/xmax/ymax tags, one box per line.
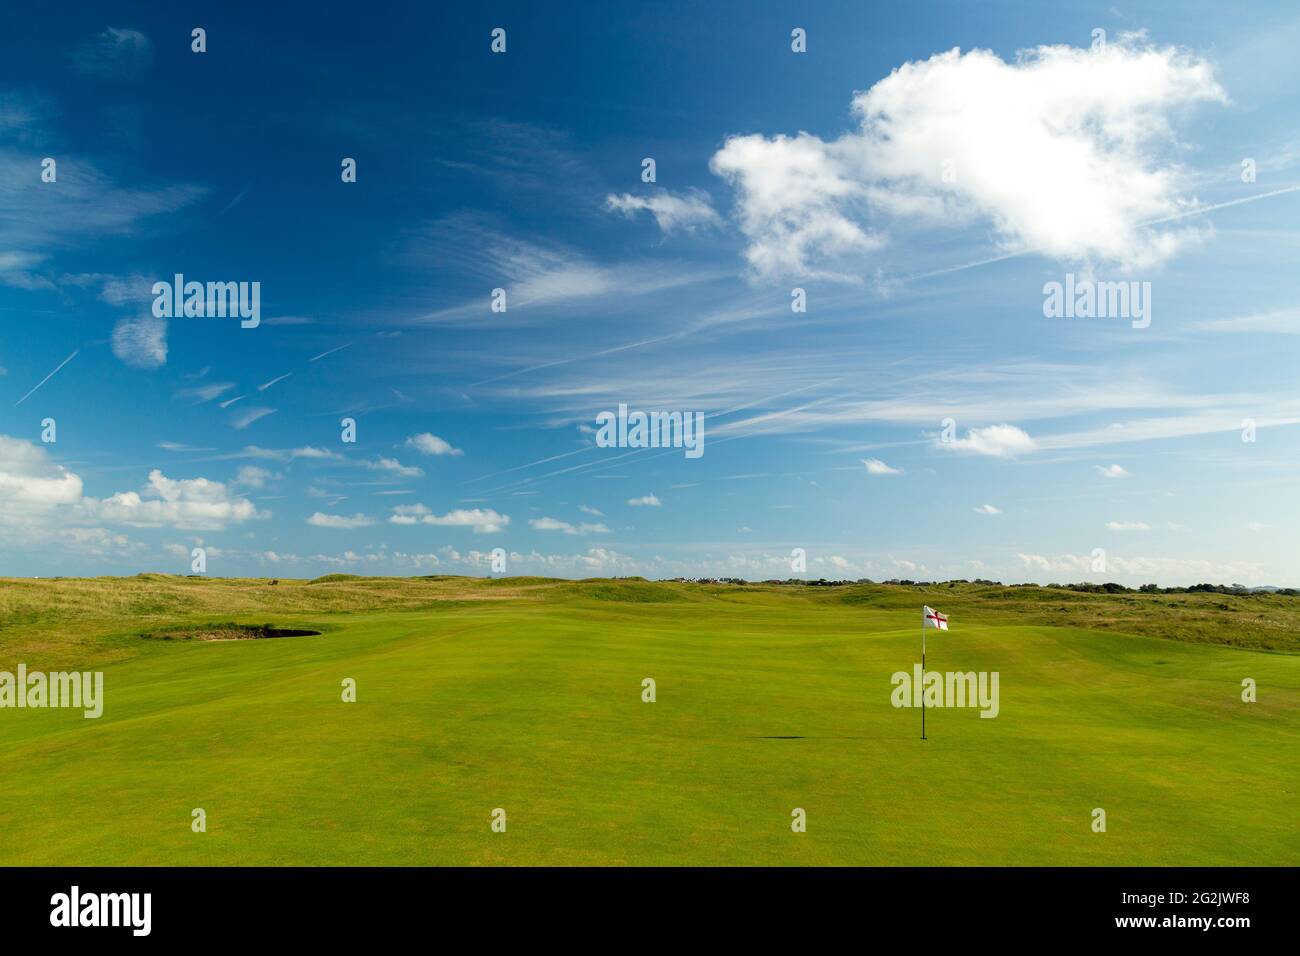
<box><xmin>69</xmin><ymin>27</ymin><xmax>154</xmax><ymax>79</ymax></box>
<box><xmin>605</xmin><ymin>189</ymin><xmax>721</xmax><ymax>232</ymax></box>
<box><xmin>1195</xmin><ymin>307</ymin><xmax>1300</xmax><ymax>335</ymax></box>
<box><xmin>176</xmin><ymin>382</ymin><xmax>236</xmax><ymax>404</ymax></box>
<box><xmin>0</xmin><ymin>144</ymin><xmax>207</xmax><ymax>302</ymax></box>
<box><xmin>229</xmin><ymin>406</ymin><xmax>276</xmax><ymax>430</ymax></box>
<box><xmin>407</xmin><ymin>217</ymin><xmax>725</xmax><ymax>325</ymax></box>
<box><xmin>0</xmin><ymin>151</ymin><xmax>206</xmax><ymax>256</ymax></box>
<box><xmin>529</xmin><ymin>516</ymin><xmax>610</xmax><ymax>535</ymax></box>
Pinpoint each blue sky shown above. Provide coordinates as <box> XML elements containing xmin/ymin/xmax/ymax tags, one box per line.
<box><xmin>2</xmin><ymin>1</ymin><xmax>1298</xmax><ymax>584</ymax></box>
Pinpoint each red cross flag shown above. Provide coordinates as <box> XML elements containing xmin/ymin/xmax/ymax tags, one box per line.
<box><xmin>923</xmin><ymin>605</ymin><xmax>948</xmax><ymax>630</ymax></box>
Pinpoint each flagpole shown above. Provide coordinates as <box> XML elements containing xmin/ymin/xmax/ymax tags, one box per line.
<box><xmin>921</xmin><ymin>617</ymin><xmax>927</xmax><ymax>741</ymax></box>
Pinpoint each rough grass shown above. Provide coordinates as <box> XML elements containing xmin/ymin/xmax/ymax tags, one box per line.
<box><xmin>4</xmin><ymin>575</ymin><xmax>1298</xmax><ymax>669</ymax></box>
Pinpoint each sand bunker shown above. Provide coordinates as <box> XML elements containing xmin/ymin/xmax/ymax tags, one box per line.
<box><xmin>143</xmin><ymin>624</ymin><xmax>322</xmax><ymax>642</ymax></box>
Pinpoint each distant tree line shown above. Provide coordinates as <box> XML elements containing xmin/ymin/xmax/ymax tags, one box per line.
<box><xmin>659</xmin><ymin>576</ymin><xmax>1297</xmax><ymax>596</ymax></box>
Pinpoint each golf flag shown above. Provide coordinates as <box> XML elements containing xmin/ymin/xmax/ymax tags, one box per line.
<box><xmin>923</xmin><ymin>605</ymin><xmax>948</xmax><ymax>630</ymax></box>
<box><xmin>919</xmin><ymin>605</ymin><xmax>947</xmax><ymax>741</ymax></box>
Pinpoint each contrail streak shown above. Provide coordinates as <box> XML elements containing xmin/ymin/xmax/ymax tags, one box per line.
<box><xmin>308</xmin><ymin>343</ymin><xmax>350</xmax><ymax>362</ymax></box>
<box><xmin>1142</xmin><ymin>184</ymin><xmax>1300</xmax><ymax>225</ymax></box>
<box><xmin>14</xmin><ymin>349</ymin><xmax>78</xmax><ymax>407</ymax></box>
<box><xmin>258</xmin><ymin>372</ymin><xmax>292</xmax><ymax>391</ymax></box>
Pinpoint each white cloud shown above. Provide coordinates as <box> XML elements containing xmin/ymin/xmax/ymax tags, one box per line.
<box><xmin>973</xmin><ymin>504</ymin><xmax>1002</xmax><ymax>514</ymax></box>
<box><xmin>1015</xmin><ymin>551</ymin><xmax>1268</xmax><ymax>585</ymax></box>
<box><xmin>711</xmin><ymin>35</ymin><xmax>1225</xmax><ymax>277</ymax></box>
<box><xmin>235</xmin><ymin>445</ymin><xmax>341</xmax><ymax>462</ymax></box>
<box><xmin>111</xmin><ymin>313</ymin><xmax>167</xmax><ymax>369</ymax></box>
<box><xmin>59</xmin><ymin>526</ymin><xmax>141</xmax><ymax>558</ymax></box>
<box><xmin>424</xmin><ymin>508</ymin><xmax>509</xmax><ymax>533</ymax></box>
<box><xmin>307</xmin><ymin>512</ymin><xmax>374</xmax><ymax>529</ymax></box>
<box><xmin>389</xmin><ymin>505</ymin><xmax>509</xmax><ymax>533</ymax></box>
<box><xmin>627</xmin><ymin>494</ymin><xmax>661</xmax><ymax>507</ymax></box>
<box><xmin>234</xmin><ymin>465</ymin><xmax>275</xmax><ymax>488</ymax></box>
<box><xmin>578</xmin><ymin>504</ymin><xmax>604</xmax><ymax>517</ymax></box>
<box><xmin>863</xmin><ymin>457</ymin><xmax>904</xmax><ymax>475</ymax></box>
<box><xmin>405</xmin><ymin>433</ymin><xmax>463</xmax><ymax>457</ymax></box>
<box><xmin>388</xmin><ymin>503</ymin><xmax>431</xmax><ymax>525</ymax></box>
<box><xmin>710</xmin><ymin>132</ymin><xmax>882</xmax><ymax>279</ymax></box>
<box><xmin>243</xmin><ymin>446</ymin><xmax>416</xmax><ymax>477</ymax></box>
<box><xmin>1106</xmin><ymin>520</ymin><xmax>1151</xmax><ymax>531</ymax></box>
<box><xmin>604</xmin><ymin>190</ymin><xmax>721</xmax><ymax>232</ymax></box>
<box><xmin>940</xmin><ymin>424</ymin><xmax>1037</xmax><ymax>457</ymax></box>
<box><xmin>95</xmin><ymin>470</ymin><xmax>265</xmax><ymax>531</ymax></box>
<box><xmin>0</xmin><ymin>437</ymin><xmax>267</xmax><ymax>540</ymax></box>
<box><xmin>575</xmin><ymin>547</ymin><xmax>634</xmax><ymax>571</ymax></box>
<box><xmin>0</xmin><ymin>435</ymin><xmax>83</xmax><ymax>510</ymax></box>
<box><xmin>529</xmin><ymin>516</ymin><xmax>610</xmax><ymax>535</ymax></box>
<box><xmin>290</xmin><ymin>446</ymin><xmax>342</xmax><ymax>461</ymax></box>
<box><xmin>1095</xmin><ymin>464</ymin><xmax>1130</xmax><ymax>478</ymax></box>
<box><xmin>362</xmin><ymin>456</ymin><xmax>424</xmax><ymax>478</ymax></box>
<box><xmin>1016</xmin><ymin>553</ymin><xmax>1055</xmax><ymax>572</ymax></box>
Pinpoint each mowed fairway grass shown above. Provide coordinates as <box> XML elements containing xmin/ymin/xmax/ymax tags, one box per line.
<box><xmin>0</xmin><ymin>575</ymin><xmax>1296</xmax><ymax>866</ymax></box>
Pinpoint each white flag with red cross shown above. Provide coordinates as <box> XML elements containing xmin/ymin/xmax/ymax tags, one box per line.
<box><xmin>923</xmin><ymin>605</ymin><xmax>948</xmax><ymax>630</ymax></box>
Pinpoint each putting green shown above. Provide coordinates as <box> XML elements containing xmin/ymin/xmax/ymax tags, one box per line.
<box><xmin>1</xmin><ymin>576</ymin><xmax>1296</xmax><ymax>865</ymax></box>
